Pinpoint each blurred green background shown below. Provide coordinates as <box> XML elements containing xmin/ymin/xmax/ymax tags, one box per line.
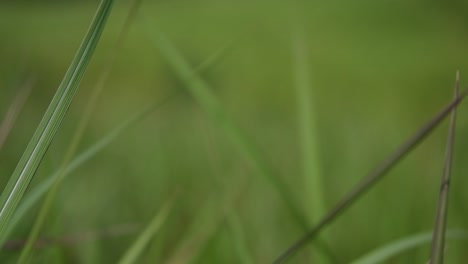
<box><xmin>1</xmin><ymin>0</ymin><xmax>468</xmax><ymax>263</ymax></box>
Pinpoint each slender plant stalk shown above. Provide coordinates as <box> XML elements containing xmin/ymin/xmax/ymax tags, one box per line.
<box><xmin>292</xmin><ymin>29</ymin><xmax>329</xmax><ymax>264</ymax></box>
<box><xmin>351</xmin><ymin>229</ymin><xmax>468</xmax><ymax>264</ymax></box>
<box><xmin>16</xmin><ymin>1</ymin><xmax>141</xmax><ymax>261</ymax></box>
<box><xmin>429</xmin><ymin>72</ymin><xmax>460</xmax><ymax>264</ymax></box>
<box><xmin>273</xmin><ymin>89</ymin><xmax>468</xmax><ymax>264</ymax></box>
<box><xmin>0</xmin><ymin>0</ymin><xmax>114</xmax><ymax>239</ymax></box>
<box><xmin>118</xmin><ymin>199</ymin><xmax>174</xmax><ymax>264</ymax></box>
<box><xmin>0</xmin><ymin>77</ymin><xmax>34</xmax><ymax>151</ymax></box>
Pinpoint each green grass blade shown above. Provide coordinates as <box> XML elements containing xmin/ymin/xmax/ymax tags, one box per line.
<box><xmin>0</xmin><ymin>0</ymin><xmax>114</xmax><ymax>236</ymax></box>
<box><xmin>429</xmin><ymin>72</ymin><xmax>460</xmax><ymax>264</ymax></box>
<box><xmin>273</xmin><ymin>89</ymin><xmax>468</xmax><ymax>264</ymax></box>
<box><xmin>142</xmin><ymin>15</ymin><xmax>309</xmax><ymax>231</ymax></box>
<box><xmin>292</xmin><ymin>29</ymin><xmax>325</xmax><ymax>224</ymax></box>
<box><xmin>0</xmin><ymin>98</ymin><xmax>170</xmax><ymax>248</ymax></box>
<box><xmin>227</xmin><ymin>211</ymin><xmax>254</xmax><ymax>264</ymax></box>
<box><xmin>17</xmin><ymin>0</ymin><xmax>140</xmax><ymax>261</ymax></box>
<box><xmin>292</xmin><ymin>29</ymin><xmax>330</xmax><ymax>264</ymax></box>
<box><xmin>351</xmin><ymin>229</ymin><xmax>468</xmax><ymax>264</ymax></box>
<box><xmin>118</xmin><ymin>199</ymin><xmax>174</xmax><ymax>264</ymax></box>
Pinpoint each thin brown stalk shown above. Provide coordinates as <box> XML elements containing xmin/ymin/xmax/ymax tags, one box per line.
<box><xmin>273</xmin><ymin>89</ymin><xmax>468</xmax><ymax>264</ymax></box>
<box><xmin>0</xmin><ymin>77</ymin><xmax>34</xmax><ymax>150</ymax></box>
<box><xmin>429</xmin><ymin>72</ymin><xmax>460</xmax><ymax>264</ymax></box>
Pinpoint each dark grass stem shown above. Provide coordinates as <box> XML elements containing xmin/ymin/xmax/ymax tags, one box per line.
<box><xmin>273</xmin><ymin>89</ymin><xmax>468</xmax><ymax>264</ymax></box>
<box><xmin>429</xmin><ymin>72</ymin><xmax>460</xmax><ymax>264</ymax></box>
<box><xmin>16</xmin><ymin>1</ymin><xmax>140</xmax><ymax>262</ymax></box>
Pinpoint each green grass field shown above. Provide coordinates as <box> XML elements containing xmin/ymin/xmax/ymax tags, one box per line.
<box><xmin>1</xmin><ymin>0</ymin><xmax>468</xmax><ymax>263</ymax></box>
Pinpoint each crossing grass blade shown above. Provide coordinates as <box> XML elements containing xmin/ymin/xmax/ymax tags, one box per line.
<box><xmin>273</xmin><ymin>89</ymin><xmax>468</xmax><ymax>264</ymax></box>
<box><xmin>118</xmin><ymin>199</ymin><xmax>174</xmax><ymax>264</ymax></box>
<box><xmin>0</xmin><ymin>0</ymin><xmax>114</xmax><ymax>237</ymax></box>
<box><xmin>0</xmin><ymin>97</ymin><xmax>172</xmax><ymax>249</ymax></box>
<box><xmin>429</xmin><ymin>72</ymin><xmax>460</xmax><ymax>264</ymax></box>
<box><xmin>350</xmin><ymin>229</ymin><xmax>468</xmax><ymax>264</ymax></box>
<box><xmin>141</xmin><ymin>15</ymin><xmax>309</xmax><ymax>232</ymax></box>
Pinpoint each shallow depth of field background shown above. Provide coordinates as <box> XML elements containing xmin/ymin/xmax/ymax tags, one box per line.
<box><xmin>1</xmin><ymin>0</ymin><xmax>468</xmax><ymax>263</ymax></box>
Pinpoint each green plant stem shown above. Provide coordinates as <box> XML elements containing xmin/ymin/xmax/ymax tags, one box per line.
<box><xmin>429</xmin><ymin>72</ymin><xmax>459</xmax><ymax>264</ymax></box>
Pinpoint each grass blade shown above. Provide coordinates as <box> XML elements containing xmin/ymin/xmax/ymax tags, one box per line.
<box><xmin>292</xmin><ymin>28</ymin><xmax>325</xmax><ymax>224</ymax></box>
<box><xmin>0</xmin><ymin>76</ymin><xmax>34</xmax><ymax>151</ymax></box>
<box><xmin>0</xmin><ymin>0</ymin><xmax>114</xmax><ymax>236</ymax></box>
<box><xmin>351</xmin><ymin>229</ymin><xmax>468</xmax><ymax>264</ymax></box>
<box><xmin>16</xmin><ymin>0</ymin><xmax>139</xmax><ymax>262</ymax></box>
<box><xmin>273</xmin><ymin>89</ymin><xmax>468</xmax><ymax>264</ymax></box>
<box><xmin>142</xmin><ymin>15</ymin><xmax>309</xmax><ymax>231</ymax></box>
<box><xmin>429</xmin><ymin>72</ymin><xmax>460</xmax><ymax>264</ymax></box>
<box><xmin>118</xmin><ymin>199</ymin><xmax>174</xmax><ymax>264</ymax></box>
<box><xmin>227</xmin><ymin>211</ymin><xmax>254</xmax><ymax>264</ymax></box>
<box><xmin>292</xmin><ymin>29</ymin><xmax>329</xmax><ymax>264</ymax></box>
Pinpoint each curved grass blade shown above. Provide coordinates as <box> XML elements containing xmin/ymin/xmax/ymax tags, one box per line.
<box><xmin>0</xmin><ymin>76</ymin><xmax>34</xmax><ymax>151</ymax></box>
<box><xmin>273</xmin><ymin>89</ymin><xmax>468</xmax><ymax>264</ymax></box>
<box><xmin>429</xmin><ymin>72</ymin><xmax>460</xmax><ymax>264</ymax></box>
<box><xmin>142</xmin><ymin>15</ymin><xmax>309</xmax><ymax>231</ymax></box>
<box><xmin>351</xmin><ymin>229</ymin><xmax>468</xmax><ymax>264</ymax></box>
<box><xmin>17</xmin><ymin>0</ymin><xmax>140</xmax><ymax>262</ymax></box>
<box><xmin>0</xmin><ymin>0</ymin><xmax>114</xmax><ymax>236</ymax></box>
<box><xmin>118</xmin><ymin>199</ymin><xmax>174</xmax><ymax>264</ymax></box>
